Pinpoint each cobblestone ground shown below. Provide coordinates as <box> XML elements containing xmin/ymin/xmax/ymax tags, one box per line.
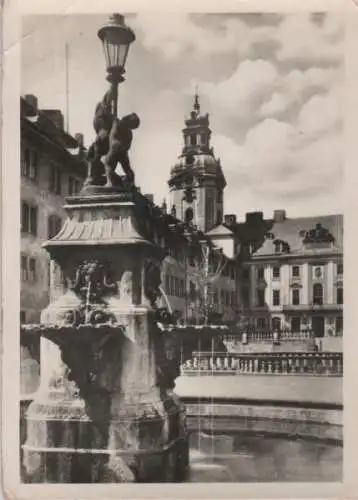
<box><xmin>176</xmin><ymin>374</ymin><xmax>343</xmax><ymax>405</ymax></box>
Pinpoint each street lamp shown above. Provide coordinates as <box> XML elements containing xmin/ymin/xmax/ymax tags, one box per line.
<box><xmin>97</xmin><ymin>13</ymin><xmax>135</xmax><ymax>117</ymax></box>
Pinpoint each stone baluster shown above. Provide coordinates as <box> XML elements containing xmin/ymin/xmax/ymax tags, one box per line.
<box><xmin>216</xmin><ymin>356</ymin><xmax>222</xmax><ymax>371</ymax></box>
<box><xmin>329</xmin><ymin>355</ymin><xmax>335</xmax><ymax>374</ymax></box>
<box><xmin>281</xmin><ymin>355</ymin><xmax>288</xmax><ymax>374</ymax></box>
<box><xmin>321</xmin><ymin>355</ymin><xmax>327</xmax><ymax>374</ymax></box>
<box><xmin>243</xmin><ymin>357</ymin><xmax>248</xmax><ymax>373</ymax></box>
<box><xmin>303</xmin><ymin>355</ymin><xmax>308</xmax><ymax>374</ymax></box>
<box><xmin>224</xmin><ymin>355</ymin><xmax>229</xmax><ymax>371</ymax></box>
<box><xmin>273</xmin><ymin>356</ymin><xmax>279</xmax><ymax>374</ymax></box>
<box><xmin>208</xmin><ymin>356</ymin><xmax>212</xmax><ymax>370</ymax></box>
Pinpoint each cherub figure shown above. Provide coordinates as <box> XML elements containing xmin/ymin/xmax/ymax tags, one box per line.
<box><xmin>103</xmin><ymin>113</ymin><xmax>140</xmax><ymax>188</ymax></box>
<box><xmin>85</xmin><ymin>84</ymin><xmax>140</xmax><ymax>189</ymax></box>
<box><xmin>85</xmin><ymin>87</ymin><xmax>115</xmax><ymax>186</ymax></box>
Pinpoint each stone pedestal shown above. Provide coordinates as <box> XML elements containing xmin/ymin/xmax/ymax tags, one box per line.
<box><xmin>22</xmin><ymin>190</ymin><xmax>189</xmax><ymax>483</ymax></box>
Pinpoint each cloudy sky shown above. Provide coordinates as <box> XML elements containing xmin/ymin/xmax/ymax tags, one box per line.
<box><xmin>21</xmin><ymin>12</ymin><xmax>344</xmax><ymax>220</ymax></box>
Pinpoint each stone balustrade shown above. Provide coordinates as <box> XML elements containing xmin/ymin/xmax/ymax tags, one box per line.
<box><xmin>223</xmin><ymin>329</ymin><xmax>315</xmax><ymax>344</ymax></box>
<box><xmin>181</xmin><ymin>351</ymin><xmax>343</xmax><ymax>376</ymax></box>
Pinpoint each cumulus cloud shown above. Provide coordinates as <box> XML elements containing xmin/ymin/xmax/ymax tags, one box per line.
<box><xmin>129</xmin><ymin>12</ymin><xmax>344</xmax><ymax>216</ymax></box>
<box><xmin>132</xmin><ymin>13</ymin><xmax>277</xmax><ymax>61</ymax></box>
<box><xmin>22</xmin><ymin>12</ymin><xmax>344</xmax><ymax>218</ymax></box>
<box><xmin>199</xmin><ymin>59</ymin><xmax>278</xmax><ymax>123</ymax></box>
<box><xmin>275</xmin><ymin>13</ymin><xmax>344</xmax><ymax>66</ymax></box>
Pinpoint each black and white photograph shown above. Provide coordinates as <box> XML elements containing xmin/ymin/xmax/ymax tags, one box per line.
<box><xmin>4</xmin><ymin>4</ymin><xmax>349</xmax><ymax>491</ymax></box>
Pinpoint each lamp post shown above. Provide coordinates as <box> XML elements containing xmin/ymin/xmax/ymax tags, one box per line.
<box><xmin>97</xmin><ymin>13</ymin><xmax>135</xmax><ymax>118</ymax></box>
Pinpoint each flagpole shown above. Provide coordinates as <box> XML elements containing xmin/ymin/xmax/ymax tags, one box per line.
<box><xmin>65</xmin><ymin>42</ymin><xmax>69</xmax><ymax>133</ymax></box>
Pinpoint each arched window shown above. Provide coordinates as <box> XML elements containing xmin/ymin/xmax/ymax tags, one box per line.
<box><xmin>185</xmin><ymin>207</ymin><xmax>194</xmax><ymax>224</ymax></box>
<box><xmin>272</xmin><ymin>317</ymin><xmax>281</xmax><ymax>331</ymax></box>
<box><xmin>313</xmin><ymin>283</ymin><xmax>323</xmax><ymax>305</ymax></box>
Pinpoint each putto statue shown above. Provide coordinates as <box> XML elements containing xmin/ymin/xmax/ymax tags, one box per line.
<box><xmin>85</xmin><ymin>84</ymin><xmax>140</xmax><ymax>189</ymax></box>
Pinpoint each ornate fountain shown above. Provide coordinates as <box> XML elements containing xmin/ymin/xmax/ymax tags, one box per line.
<box><xmin>21</xmin><ymin>14</ymin><xmax>222</xmax><ymax>483</ymax></box>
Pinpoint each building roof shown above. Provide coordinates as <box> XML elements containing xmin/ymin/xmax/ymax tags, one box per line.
<box><xmin>206</xmin><ymin>224</ymin><xmax>234</xmax><ymax>237</ymax></box>
<box><xmin>252</xmin><ymin>214</ymin><xmax>343</xmax><ymax>258</ymax></box>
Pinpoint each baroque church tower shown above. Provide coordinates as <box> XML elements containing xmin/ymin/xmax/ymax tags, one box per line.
<box><xmin>168</xmin><ymin>94</ymin><xmax>227</xmax><ymax>233</ymax></box>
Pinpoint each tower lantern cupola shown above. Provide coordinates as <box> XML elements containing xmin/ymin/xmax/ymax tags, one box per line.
<box><xmin>168</xmin><ymin>94</ymin><xmax>227</xmax><ymax>233</ymax></box>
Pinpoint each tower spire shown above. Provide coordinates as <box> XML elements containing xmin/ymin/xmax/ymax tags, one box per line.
<box><xmin>194</xmin><ymin>85</ymin><xmax>200</xmax><ymax>115</ymax></box>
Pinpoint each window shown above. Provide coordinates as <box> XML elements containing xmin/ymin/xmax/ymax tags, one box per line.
<box><xmin>337</xmin><ymin>262</ymin><xmax>343</xmax><ymax>275</ymax></box>
<box><xmin>205</xmin><ymin>189</ymin><xmax>215</xmax><ymax>230</ymax></box>
<box><xmin>29</xmin><ymin>258</ymin><xmax>37</xmax><ymax>282</ymax></box>
<box><xmin>257</xmin><ymin>267</ymin><xmax>265</xmax><ymax>280</ymax></box>
<box><xmin>335</xmin><ymin>316</ymin><xmax>343</xmax><ymax>335</ymax></box>
<box><xmin>272</xmin><ymin>317</ymin><xmax>281</xmax><ymax>331</ymax></box>
<box><xmin>312</xmin><ymin>265</ymin><xmax>324</xmax><ymax>280</ymax></box>
<box><xmin>257</xmin><ymin>317</ymin><xmax>266</xmax><ymax>329</ymax></box>
<box><xmin>49</xmin><ymin>164</ymin><xmax>62</xmax><ymax>194</ymax></box>
<box><xmin>273</xmin><ymin>290</ymin><xmax>280</xmax><ymax>306</ymax></box>
<box><xmin>292</xmin><ymin>265</ymin><xmax>300</xmax><ymax>277</ymax></box>
<box><xmin>69</xmin><ymin>176</ymin><xmax>81</xmax><ymax>195</ymax></box>
<box><xmin>292</xmin><ymin>288</ymin><xmax>300</xmax><ymax>305</ymax></box>
<box><xmin>21</xmin><ymin>148</ymin><xmax>38</xmax><ymax>181</ymax></box>
<box><xmin>291</xmin><ymin>316</ymin><xmax>301</xmax><ymax>333</ymax></box>
<box><xmin>274</xmin><ymin>241</ymin><xmax>282</xmax><ymax>253</ymax></box>
<box><xmin>21</xmin><ymin>255</ymin><xmax>28</xmax><ymax>281</ymax></box>
<box><xmin>257</xmin><ymin>289</ymin><xmax>265</xmax><ymax>307</ymax></box>
<box><xmin>189</xmin><ymin>134</ymin><xmax>197</xmax><ymax>146</ymax></box>
<box><xmin>21</xmin><ymin>255</ymin><xmax>37</xmax><ymax>282</ymax></box>
<box><xmin>313</xmin><ymin>283</ymin><xmax>323</xmax><ymax>305</ymax></box>
<box><xmin>242</xmin><ymin>287</ymin><xmax>249</xmax><ymax>308</ymax></box>
<box><xmin>189</xmin><ymin>282</ymin><xmax>196</xmax><ymax>300</ymax></box>
<box><xmin>21</xmin><ymin>202</ymin><xmax>37</xmax><ymax>236</ymax></box>
<box><xmin>48</xmin><ymin>215</ymin><xmax>62</xmax><ymax>239</ymax></box>
<box><xmin>20</xmin><ymin>311</ymin><xmax>26</xmax><ymax>324</ymax></box>
<box><xmin>337</xmin><ymin>287</ymin><xmax>343</xmax><ymax>305</ymax></box>
<box><xmin>272</xmin><ymin>266</ymin><xmax>280</xmax><ymax>279</ymax></box>
<box><xmin>185</xmin><ymin>207</ymin><xmax>194</xmax><ymax>224</ymax></box>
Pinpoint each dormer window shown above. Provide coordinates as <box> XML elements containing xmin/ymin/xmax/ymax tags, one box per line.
<box><xmin>274</xmin><ymin>239</ymin><xmax>289</xmax><ymax>254</ymax></box>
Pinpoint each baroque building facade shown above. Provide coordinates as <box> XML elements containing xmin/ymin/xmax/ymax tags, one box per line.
<box><xmin>235</xmin><ymin>210</ymin><xmax>343</xmax><ymax>337</ymax></box>
<box><xmin>21</xmin><ymin>94</ymin><xmax>87</xmax><ymax>324</ymax></box>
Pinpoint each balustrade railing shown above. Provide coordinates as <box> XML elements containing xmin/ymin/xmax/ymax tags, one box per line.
<box><xmin>181</xmin><ymin>351</ymin><xmax>343</xmax><ymax>376</ymax></box>
<box><xmin>222</xmin><ymin>329</ymin><xmax>315</xmax><ymax>344</ymax></box>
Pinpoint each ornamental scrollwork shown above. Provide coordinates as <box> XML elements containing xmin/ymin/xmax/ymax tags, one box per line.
<box><xmin>69</xmin><ymin>260</ymin><xmax>117</xmax><ymax>302</ymax></box>
<box><xmin>302</xmin><ymin>223</ymin><xmax>335</xmax><ymax>244</ymax></box>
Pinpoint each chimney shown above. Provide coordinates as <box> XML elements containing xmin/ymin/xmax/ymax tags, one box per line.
<box><xmin>245</xmin><ymin>211</ymin><xmax>263</xmax><ymax>225</ymax></box>
<box><xmin>41</xmin><ymin>109</ymin><xmax>64</xmax><ymax>131</ymax></box>
<box><xmin>74</xmin><ymin>133</ymin><xmax>84</xmax><ymax>147</ymax></box>
<box><xmin>144</xmin><ymin>193</ymin><xmax>154</xmax><ymax>203</ymax></box>
<box><xmin>24</xmin><ymin>94</ymin><xmax>38</xmax><ymax>113</ymax></box>
<box><xmin>273</xmin><ymin>209</ymin><xmax>286</xmax><ymax>222</ymax></box>
<box><xmin>224</xmin><ymin>214</ymin><xmax>237</xmax><ymax>226</ymax></box>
